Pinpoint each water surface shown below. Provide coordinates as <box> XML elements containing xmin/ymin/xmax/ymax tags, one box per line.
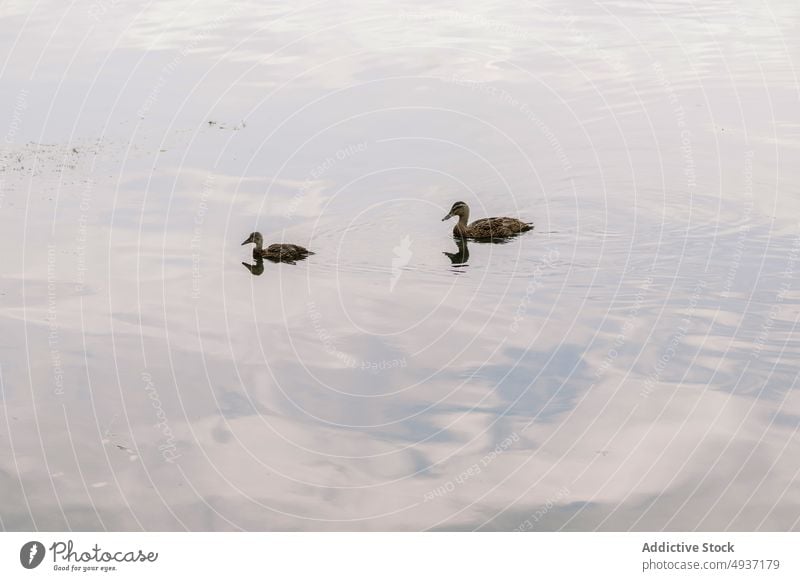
<box><xmin>1</xmin><ymin>0</ymin><xmax>800</xmax><ymax>530</ymax></box>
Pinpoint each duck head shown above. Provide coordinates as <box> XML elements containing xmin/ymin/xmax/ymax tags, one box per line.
<box><xmin>442</xmin><ymin>201</ymin><xmax>469</xmax><ymax>223</ymax></box>
<box><xmin>241</xmin><ymin>232</ymin><xmax>263</xmax><ymax>248</ymax></box>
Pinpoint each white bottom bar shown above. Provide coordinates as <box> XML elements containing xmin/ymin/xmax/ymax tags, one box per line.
<box><xmin>2</xmin><ymin>532</ymin><xmax>796</xmax><ymax>580</ymax></box>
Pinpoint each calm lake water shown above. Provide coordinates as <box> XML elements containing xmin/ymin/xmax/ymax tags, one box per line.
<box><xmin>1</xmin><ymin>0</ymin><xmax>799</xmax><ymax>531</ymax></box>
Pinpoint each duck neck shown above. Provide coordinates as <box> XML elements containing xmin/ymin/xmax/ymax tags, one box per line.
<box><xmin>253</xmin><ymin>238</ymin><xmax>264</xmax><ymax>252</ymax></box>
<box><xmin>454</xmin><ymin>211</ymin><xmax>469</xmax><ymax>235</ymax></box>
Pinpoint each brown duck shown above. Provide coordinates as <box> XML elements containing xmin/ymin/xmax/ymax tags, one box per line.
<box><xmin>442</xmin><ymin>201</ymin><xmax>533</xmax><ymax>239</ymax></box>
<box><xmin>241</xmin><ymin>232</ymin><xmax>314</xmax><ymax>264</ymax></box>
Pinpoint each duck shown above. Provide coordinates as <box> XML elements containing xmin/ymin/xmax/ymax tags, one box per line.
<box><xmin>441</xmin><ymin>201</ymin><xmax>533</xmax><ymax>240</ymax></box>
<box><xmin>241</xmin><ymin>232</ymin><xmax>314</xmax><ymax>264</ymax></box>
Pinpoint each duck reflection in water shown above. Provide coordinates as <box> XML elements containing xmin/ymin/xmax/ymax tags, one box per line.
<box><xmin>443</xmin><ymin>233</ymin><xmax>519</xmax><ymax>270</ymax></box>
<box><xmin>443</xmin><ymin>237</ymin><xmax>470</xmax><ymax>267</ymax></box>
<box><xmin>242</xmin><ymin>257</ymin><xmax>264</xmax><ymax>276</ymax></box>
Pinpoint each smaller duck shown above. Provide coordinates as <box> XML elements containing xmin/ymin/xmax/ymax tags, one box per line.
<box><xmin>442</xmin><ymin>201</ymin><xmax>533</xmax><ymax>240</ymax></box>
<box><xmin>241</xmin><ymin>232</ymin><xmax>314</xmax><ymax>264</ymax></box>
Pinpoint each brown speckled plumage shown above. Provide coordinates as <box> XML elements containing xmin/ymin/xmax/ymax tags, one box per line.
<box><xmin>442</xmin><ymin>201</ymin><xmax>533</xmax><ymax>240</ymax></box>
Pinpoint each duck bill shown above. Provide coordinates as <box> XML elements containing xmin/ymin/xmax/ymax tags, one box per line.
<box><xmin>441</xmin><ymin>212</ymin><xmax>454</xmax><ymax>221</ymax></box>
<box><xmin>241</xmin><ymin>238</ymin><xmax>251</xmax><ymax>246</ymax></box>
